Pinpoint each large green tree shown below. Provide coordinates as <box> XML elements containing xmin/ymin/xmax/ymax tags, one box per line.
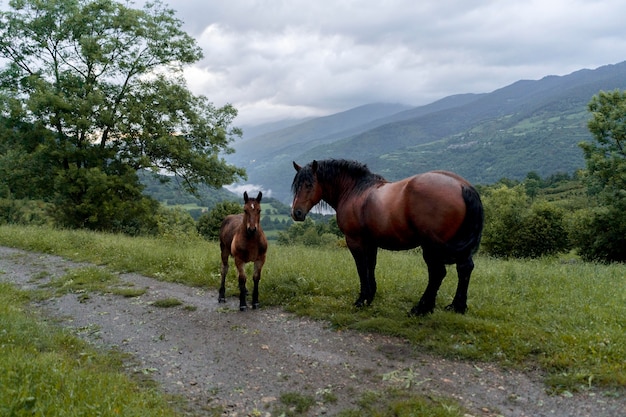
<box><xmin>576</xmin><ymin>89</ymin><xmax>626</xmax><ymax>262</ymax></box>
<box><xmin>0</xmin><ymin>0</ymin><xmax>245</xmax><ymax>231</ymax></box>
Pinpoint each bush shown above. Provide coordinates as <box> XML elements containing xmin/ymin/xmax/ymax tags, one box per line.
<box><xmin>196</xmin><ymin>200</ymin><xmax>242</xmax><ymax>240</ymax></box>
<box><xmin>277</xmin><ymin>217</ymin><xmax>343</xmax><ymax>247</ymax></box>
<box><xmin>51</xmin><ymin>166</ymin><xmax>159</xmax><ymax>236</ymax></box>
<box><xmin>569</xmin><ymin>205</ymin><xmax>626</xmax><ymax>263</ymax></box>
<box><xmin>155</xmin><ymin>206</ymin><xmax>199</xmax><ymax>240</ymax></box>
<box><xmin>0</xmin><ymin>198</ymin><xmax>53</xmax><ymax>226</ymax></box>
<box><xmin>482</xmin><ymin>186</ymin><xmax>569</xmax><ymax>258</ymax></box>
<box><xmin>516</xmin><ymin>201</ymin><xmax>569</xmax><ymax>258</ymax></box>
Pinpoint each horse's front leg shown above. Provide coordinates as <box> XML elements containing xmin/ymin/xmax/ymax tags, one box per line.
<box><xmin>250</xmin><ymin>257</ymin><xmax>265</xmax><ymax>309</ymax></box>
<box><xmin>348</xmin><ymin>242</ymin><xmax>378</xmax><ymax>307</ymax></box>
<box><xmin>234</xmin><ymin>258</ymin><xmax>248</xmax><ymax>311</ymax></box>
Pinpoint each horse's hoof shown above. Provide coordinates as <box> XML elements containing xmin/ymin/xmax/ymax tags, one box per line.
<box><xmin>218</xmin><ymin>297</ymin><xmax>226</xmax><ymax>303</ymax></box>
<box><xmin>252</xmin><ymin>303</ymin><xmax>260</xmax><ymax>310</ymax></box>
<box><xmin>239</xmin><ymin>305</ymin><xmax>247</xmax><ymax>312</ymax></box>
<box><xmin>409</xmin><ymin>305</ymin><xmax>434</xmax><ymax>316</ymax></box>
<box><xmin>354</xmin><ymin>299</ymin><xmax>372</xmax><ymax>308</ymax></box>
<box><xmin>445</xmin><ymin>303</ymin><xmax>467</xmax><ymax>314</ymax></box>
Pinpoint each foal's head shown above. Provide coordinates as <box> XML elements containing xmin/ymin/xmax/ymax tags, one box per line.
<box><xmin>243</xmin><ymin>191</ymin><xmax>263</xmax><ymax>235</ymax></box>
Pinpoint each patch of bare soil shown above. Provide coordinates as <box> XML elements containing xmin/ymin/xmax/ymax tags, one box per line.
<box><xmin>1</xmin><ymin>246</ymin><xmax>624</xmax><ymax>417</ymax></box>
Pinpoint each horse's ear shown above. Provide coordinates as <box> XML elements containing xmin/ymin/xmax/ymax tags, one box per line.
<box><xmin>256</xmin><ymin>191</ymin><xmax>262</xmax><ymax>202</ymax></box>
<box><xmin>293</xmin><ymin>161</ymin><xmax>301</xmax><ymax>172</ymax></box>
<box><xmin>243</xmin><ymin>191</ymin><xmax>249</xmax><ymax>202</ymax></box>
<box><xmin>312</xmin><ymin>160</ymin><xmax>318</xmax><ymax>174</ymax></box>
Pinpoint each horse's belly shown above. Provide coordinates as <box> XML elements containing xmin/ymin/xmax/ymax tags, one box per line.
<box><xmin>231</xmin><ymin>237</ymin><xmax>267</xmax><ymax>262</ymax></box>
<box><xmin>378</xmin><ymin>238</ymin><xmax>421</xmax><ymax>251</ymax></box>
<box><xmin>370</xmin><ymin>227</ymin><xmax>423</xmax><ymax>251</ymax></box>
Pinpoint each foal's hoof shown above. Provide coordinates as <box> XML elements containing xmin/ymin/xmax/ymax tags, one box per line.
<box><xmin>218</xmin><ymin>297</ymin><xmax>226</xmax><ymax>303</ymax></box>
<box><xmin>252</xmin><ymin>302</ymin><xmax>260</xmax><ymax>310</ymax></box>
<box><xmin>239</xmin><ymin>305</ymin><xmax>247</xmax><ymax>312</ymax></box>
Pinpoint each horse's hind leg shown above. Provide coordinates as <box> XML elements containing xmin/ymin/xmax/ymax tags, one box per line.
<box><xmin>446</xmin><ymin>256</ymin><xmax>474</xmax><ymax>314</ymax></box>
<box><xmin>410</xmin><ymin>250</ymin><xmax>446</xmax><ymax>316</ymax></box>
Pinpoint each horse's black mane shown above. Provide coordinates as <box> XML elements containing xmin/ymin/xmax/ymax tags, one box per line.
<box><xmin>292</xmin><ymin>159</ymin><xmax>386</xmax><ymax>195</ymax></box>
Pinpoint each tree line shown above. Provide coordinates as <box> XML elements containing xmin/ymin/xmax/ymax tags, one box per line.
<box><xmin>1</xmin><ymin>1</ymin><xmax>624</xmax><ymax>263</ymax></box>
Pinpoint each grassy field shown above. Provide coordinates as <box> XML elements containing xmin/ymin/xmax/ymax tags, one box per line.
<box><xmin>0</xmin><ymin>224</ymin><xmax>624</xmax><ymax>414</ymax></box>
<box><xmin>0</xmin><ymin>281</ymin><xmax>184</xmax><ymax>417</ymax></box>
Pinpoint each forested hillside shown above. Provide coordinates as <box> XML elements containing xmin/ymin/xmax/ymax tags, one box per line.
<box><xmin>229</xmin><ymin>61</ymin><xmax>626</xmax><ymax>202</ymax></box>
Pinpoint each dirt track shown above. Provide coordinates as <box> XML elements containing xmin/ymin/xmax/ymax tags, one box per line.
<box><xmin>1</xmin><ymin>246</ymin><xmax>624</xmax><ymax>416</ymax></box>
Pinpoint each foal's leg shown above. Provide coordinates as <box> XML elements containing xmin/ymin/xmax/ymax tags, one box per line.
<box><xmin>410</xmin><ymin>250</ymin><xmax>446</xmax><ymax>316</ymax></box>
<box><xmin>251</xmin><ymin>257</ymin><xmax>265</xmax><ymax>309</ymax></box>
<box><xmin>218</xmin><ymin>248</ymin><xmax>229</xmax><ymax>303</ymax></box>
<box><xmin>445</xmin><ymin>256</ymin><xmax>474</xmax><ymax>314</ymax></box>
<box><xmin>234</xmin><ymin>258</ymin><xmax>248</xmax><ymax>311</ymax></box>
<box><xmin>348</xmin><ymin>242</ymin><xmax>378</xmax><ymax>307</ymax></box>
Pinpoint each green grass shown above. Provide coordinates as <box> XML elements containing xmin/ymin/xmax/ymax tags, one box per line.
<box><xmin>1</xmin><ymin>224</ymin><xmax>625</xmax><ymax>396</ymax></box>
<box><xmin>337</xmin><ymin>389</ymin><xmax>466</xmax><ymax>417</ymax></box>
<box><xmin>0</xmin><ymin>282</ymin><xmax>182</xmax><ymax>417</ymax></box>
<box><xmin>151</xmin><ymin>298</ymin><xmax>183</xmax><ymax>308</ymax></box>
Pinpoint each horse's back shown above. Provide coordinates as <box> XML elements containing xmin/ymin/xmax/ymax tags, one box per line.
<box><xmin>355</xmin><ymin>171</ymin><xmax>473</xmax><ymax>249</ymax></box>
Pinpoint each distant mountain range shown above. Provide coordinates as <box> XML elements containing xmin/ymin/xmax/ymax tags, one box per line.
<box><xmin>225</xmin><ymin>61</ymin><xmax>626</xmax><ymax>202</ymax></box>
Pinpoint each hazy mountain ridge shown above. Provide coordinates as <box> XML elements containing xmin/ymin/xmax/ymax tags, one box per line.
<box><xmin>227</xmin><ymin>61</ymin><xmax>626</xmax><ymax>202</ymax></box>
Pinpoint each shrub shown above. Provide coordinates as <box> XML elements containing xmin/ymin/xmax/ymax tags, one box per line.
<box><xmin>277</xmin><ymin>217</ymin><xmax>343</xmax><ymax>247</ymax></box>
<box><xmin>482</xmin><ymin>186</ymin><xmax>569</xmax><ymax>258</ymax></box>
<box><xmin>196</xmin><ymin>200</ymin><xmax>242</xmax><ymax>240</ymax></box>
<box><xmin>156</xmin><ymin>206</ymin><xmax>199</xmax><ymax>239</ymax></box>
<box><xmin>0</xmin><ymin>198</ymin><xmax>53</xmax><ymax>226</ymax></box>
<box><xmin>569</xmin><ymin>205</ymin><xmax>626</xmax><ymax>262</ymax></box>
<box><xmin>51</xmin><ymin>166</ymin><xmax>159</xmax><ymax>236</ymax></box>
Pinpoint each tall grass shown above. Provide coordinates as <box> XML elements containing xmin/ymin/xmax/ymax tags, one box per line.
<box><xmin>1</xmin><ymin>224</ymin><xmax>625</xmax><ymax>392</ymax></box>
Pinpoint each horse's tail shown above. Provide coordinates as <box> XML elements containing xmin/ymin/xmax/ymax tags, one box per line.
<box><xmin>445</xmin><ymin>185</ymin><xmax>484</xmax><ymax>256</ymax></box>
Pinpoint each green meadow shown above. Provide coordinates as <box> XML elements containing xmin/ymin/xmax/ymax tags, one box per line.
<box><xmin>0</xmin><ymin>224</ymin><xmax>624</xmax><ymax>415</ymax></box>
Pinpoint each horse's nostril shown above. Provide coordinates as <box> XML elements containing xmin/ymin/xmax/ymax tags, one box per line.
<box><xmin>292</xmin><ymin>209</ymin><xmax>303</xmax><ymax>220</ymax></box>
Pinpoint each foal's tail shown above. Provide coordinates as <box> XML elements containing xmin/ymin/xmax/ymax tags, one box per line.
<box><xmin>446</xmin><ymin>185</ymin><xmax>484</xmax><ymax>256</ymax></box>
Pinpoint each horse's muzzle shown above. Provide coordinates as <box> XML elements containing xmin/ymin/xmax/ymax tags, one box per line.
<box><xmin>292</xmin><ymin>209</ymin><xmax>306</xmax><ymax>221</ymax></box>
<box><xmin>246</xmin><ymin>226</ymin><xmax>257</xmax><ymax>236</ymax></box>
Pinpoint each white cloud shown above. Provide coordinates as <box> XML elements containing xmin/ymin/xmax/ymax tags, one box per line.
<box><xmin>146</xmin><ymin>0</ymin><xmax>626</xmax><ymax>124</ymax></box>
<box><xmin>225</xmin><ymin>183</ymin><xmax>271</xmax><ymax>199</ymax></box>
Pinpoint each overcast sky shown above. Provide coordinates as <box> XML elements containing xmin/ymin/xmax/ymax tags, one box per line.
<box><xmin>154</xmin><ymin>1</ymin><xmax>626</xmax><ymax>125</ymax></box>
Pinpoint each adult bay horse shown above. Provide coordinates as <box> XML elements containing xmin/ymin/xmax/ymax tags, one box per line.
<box><xmin>219</xmin><ymin>191</ymin><xmax>268</xmax><ymax>311</ymax></box>
<box><xmin>291</xmin><ymin>159</ymin><xmax>483</xmax><ymax>316</ymax></box>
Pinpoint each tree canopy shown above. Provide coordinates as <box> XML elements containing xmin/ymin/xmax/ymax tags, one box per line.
<box><xmin>575</xmin><ymin>89</ymin><xmax>626</xmax><ymax>262</ymax></box>
<box><xmin>582</xmin><ymin>89</ymin><xmax>626</xmax><ymax>203</ymax></box>
<box><xmin>0</xmin><ymin>0</ymin><xmax>245</xmax><ymax>232</ymax></box>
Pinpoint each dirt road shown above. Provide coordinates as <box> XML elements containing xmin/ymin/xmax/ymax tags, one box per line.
<box><xmin>1</xmin><ymin>246</ymin><xmax>624</xmax><ymax>416</ymax></box>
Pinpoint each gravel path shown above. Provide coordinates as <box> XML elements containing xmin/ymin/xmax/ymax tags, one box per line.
<box><xmin>1</xmin><ymin>246</ymin><xmax>624</xmax><ymax>416</ymax></box>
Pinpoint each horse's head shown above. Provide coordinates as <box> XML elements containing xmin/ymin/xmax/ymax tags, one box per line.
<box><xmin>291</xmin><ymin>160</ymin><xmax>323</xmax><ymax>221</ymax></box>
<box><xmin>243</xmin><ymin>191</ymin><xmax>262</xmax><ymax>235</ymax></box>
